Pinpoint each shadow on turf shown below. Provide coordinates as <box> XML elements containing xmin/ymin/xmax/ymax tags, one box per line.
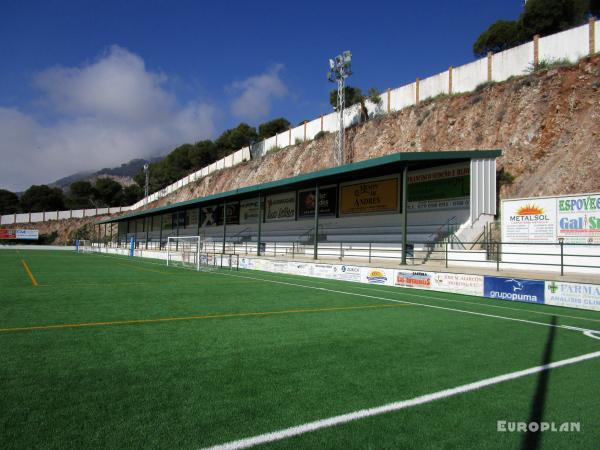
<box><xmin>521</xmin><ymin>315</ymin><xmax>557</xmax><ymax>450</ymax></box>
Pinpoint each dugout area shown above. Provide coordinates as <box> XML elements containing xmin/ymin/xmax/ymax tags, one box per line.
<box><xmin>1</xmin><ymin>249</ymin><xmax>599</xmax><ymax>449</ymax></box>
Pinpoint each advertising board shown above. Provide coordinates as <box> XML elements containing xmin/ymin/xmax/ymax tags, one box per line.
<box><xmin>431</xmin><ymin>273</ymin><xmax>484</xmax><ymax>296</ymax></box>
<box><xmin>360</xmin><ymin>267</ymin><xmax>395</xmax><ymax>286</ymax></box>
<box><xmin>15</xmin><ymin>229</ymin><xmax>39</xmax><ymax>240</ymax></box>
<box><xmin>484</xmin><ymin>276</ymin><xmax>545</xmax><ymax>304</ymax></box>
<box><xmin>502</xmin><ymin>198</ymin><xmax>557</xmax><ymax>243</ymax></box>
<box><xmin>265</xmin><ymin>192</ymin><xmax>296</xmax><ymax>222</ymax></box>
<box><xmin>395</xmin><ymin>270</ymin><xmax>433</xmax><ymax>289</ymax></box>
<box><xmin>0</xmin><ymin>229</ymin><xmax>16</xmax><ymax>239</ymax></box>
<box><xmin>230</xmin><ymin>256</ymin><xmax>596</xmax><ymax>312</ymax></box>
<box><xmin>545</xmin><ymin>281</ymin><xmax>600</xmax><ymax>311</ymax></box>
<box><xmin>556</xmin><ymin>194</ymin><xmax>600</xmax><ymax>243</ymax></box>
<box><xmin>340</xmin><ymin>177</ymin><xmax>399</xmax><ymax>215</ymax></box>
<box><xmin>240</xmin><ymin>198</ymin><xmax>260</xmax><ymax>224</ymax></box>
<box><xmin>502</xmin><ymin>193</ymin><xmax>600</xmax><ymax>244</ymax></box>
<box><xmin>334</xmin><ymin>265</ymin><xmax>362</xmax><ymax>282</ymax></box>
<box><xmin>407</xmin><ymin>163</ymin><xmax>470</xmax><ymax>211</ymax></box>
<box><xmin>298</xmin><ymin>186</ymin><xmax>337</xmax><ymax>218</ymax></box>
<box><xmin>0</xmin><ymin>229</ymin><xmax>38</xmax><ymax>240</ymax></box>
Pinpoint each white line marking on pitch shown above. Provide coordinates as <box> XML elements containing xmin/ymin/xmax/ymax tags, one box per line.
<box><xmin>216</xmin><ymin>272</ymin><xmax>600</xmax><ymax>339</ymax></box>
<box><xmin>201</xmin><ymin>350</ymin><xmax>600</xmax><ymax>450</ymax></box>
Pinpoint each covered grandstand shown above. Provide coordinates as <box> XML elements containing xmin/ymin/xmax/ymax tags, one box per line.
<box><xmin>96</xmin><ymin>150</ymin><xmax>500</xmax><ymax>264</ymax></box>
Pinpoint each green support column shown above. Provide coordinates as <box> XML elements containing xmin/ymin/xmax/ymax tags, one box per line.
<box><xmin>175</xmin><ymin>212</ymin><xmax>180</xmax><ymax>251</ymax></box>
<box><xmin>313</xmin><ymin>184</ymin><xmax>319</xmax><ymax>260</ymax></box>
<box><xmin>159</xmin><ymin>215</ymin><xmax>163</xmax><ymax>251</ymax></box>
<box><xmin>222</xmin><ymin>202</ymin><xmax>227</xmax><ymax>254</ymax></box>
<box><xmin>257</xmin><ymin>193</ymin><xmax>263</xmax><ymax>256</ymax></box>
<box><xmin>197</xmin><ymin>206</ymin><xmax>201</xmax><ymax>236</ymax></box>
<box><xmin>145</xmin><ymin>216</ymin><xmax>149</xmax><ymax>249</ymax></box>
<box><xmin>401</xmin><ymin>165</ymin><xmax>409</xmax><ymax>265</ymax></box>
<box><xmin>110</xmin><ymin>223</ymin><xmax>113</xmax><ymax>247</ymax></box>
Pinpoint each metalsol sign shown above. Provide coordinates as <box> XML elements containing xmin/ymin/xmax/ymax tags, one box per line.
<box><xmin>502</xmin><ymin>198</ymin><xmax>556</xmax><ymax>243</ymax></box>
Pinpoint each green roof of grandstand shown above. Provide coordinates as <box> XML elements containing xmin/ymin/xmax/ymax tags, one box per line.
<box><xmin>99</xmin><ymin>149</ymin><xmax>501</xmax><ymax>224</ymax></box>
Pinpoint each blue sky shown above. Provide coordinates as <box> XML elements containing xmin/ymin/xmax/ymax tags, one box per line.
<box><xmin>0</xmin><ymin>0</ymin><xmax>523</xmax><ymax>190</ymax></box>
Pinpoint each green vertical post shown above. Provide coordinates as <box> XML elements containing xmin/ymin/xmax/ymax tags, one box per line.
<box><xmin>257</xmin><ymin>193</ymin><xmax>263</xmax><ymax>256</ymax></box>
<box><xmin>197</xmin><ymin>206</ymin><xmax>201</xmax><ymax>237</ymax></box>
<box><xmin>175</xmin><ymin>212</ymin><xmax>180</xmax><ymax>251</ymax></box>
<box><xmin>222</xmin><ymin>202</ymin><xmax>227</xmax><ymax>254</ymax></box>
<box><xmin>145</xmin><ymin>216</ymin><xmax>149</xmax><ymax>249</ymax></box>
<box><xmin>313</xmin><ymin>184</ymin><xmax>320</xmax><ymax>260</ymax></box>
<box><xmin>401</xmin><ymin>165</ymin><xmax>408</xmax><ymax>265</ymax></box>
<box><xmin>159</xmin><ymin>214</ymin><xmax>163</xmax><ymax>251</ymax></box>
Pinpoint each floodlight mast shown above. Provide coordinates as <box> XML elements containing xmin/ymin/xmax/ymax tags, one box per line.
<box><xmin>327</xmin><ymin>50</ymin><xmax>352</xmax><ymax>166</ymax></box>
<box><xmin>143</xmin><ymin>163</ymin><xmax>149</xmax><ymax>205</ymax></box>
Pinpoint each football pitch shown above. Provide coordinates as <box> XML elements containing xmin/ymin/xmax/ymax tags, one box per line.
<box><xmin>1</xmin><ymin>250</ymin><xmax>599</xmax><ymax>449</ymax></box>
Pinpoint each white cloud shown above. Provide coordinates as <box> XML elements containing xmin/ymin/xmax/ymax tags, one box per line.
<box><xmin>230</xmin><ymin>64</ymin><xmax>287</xmax><ymax>122</ymax></box>
<box><xmin>0</xmin><ymin>46</ymin><xmax>216</xmax><ymax>191</ymax></box>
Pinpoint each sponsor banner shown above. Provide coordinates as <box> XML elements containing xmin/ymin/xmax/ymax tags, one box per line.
<box><xmin>502</xmin><ymin>193</ymin><xmax>600</xmax><ymax>243</ymax></box>
<box><xmin>502</xmin><ymin>197</ymin><xmax>557</xmax><ymax>243</ymax></box>
<box><xmin>0</xmin><ymin>229</ymin><xmax>16</xmax><ymax>239</ymax></box>
<box><xmin>231</xmin><ymin>256</ymin><xmax>597</xmax><ymax>312</ymax></box>
<box><xmin>557</xmin><ymin>195</ymin><xmax>600</xmax><ymax>243</ymax></box>
<box><xmin>395</xmin><ymin>270</ymin><xmax>433</xmax><ymax>289</ymax></box>
<box><xmin>340</xmin><ymin>177</ymin><xmax>399</xmax><ymax>215</ymax></box>
<box><xmin>360</xmin><ymin>267</ymin><xmax>395</xmax><ymax>286</ymax></box>
<box><xmin>240</xmin><ymin>198</ymin><xmax>260</xmax><ymax>224</ymax></box>
<box><xmin>484</xmin><ymin>276</ymin><xmax>545</xmax><ymax>304</ymax></box>
<box><xmin>265</xmin><ymin>192</ymin><xmax>296</xmax><ymax>222</ymax></box>
<box><xmin>238</xmin><ymin>257</ymin><xmax>253</xmax><ymax>270</ymax></box>
<box><xmin>253</xmin><ymin>259</ymin><xmax>273</xmax><ymax>272</ymax></box>
<box><xmin>16</xmin><ymin>229</ymin><xmax>39</xmax><ymax>240</ymax></box>
<box><xmin>310</xmin><ymin>263</ymin><xmax>336</xmax><ymax>279</ymax></box>
<box><xmin>431</xmin><ymin>273</ymin><xmax>485</xmax><ymax>296</ymax></box>
<box><xmin>298</xmin><ymin>186</ymin><xmax>337</xmax><ymax>218</ymax></box>
<box><xmin>408</xmin><ymin>197</ymin><xmax>470</xmax><ymax>212</ymax></box>
<box><xmin>407</xmin><ymin>163</ymin><xmax>470</xmax><ymax>211</ymax></box>
<box><xmin>221</xmin><ymin>202</ymin><xmax>240</xmax><ymax>225</ymax></box>
<box><xmin>545</xmin><ymin>281</ymin><xmax>600</xmax><ymax>311</ymax></box>
<box><xmin>334</xmin><ymin>265</ymin><xmax>362</xmax><ymax>282</ymax></box>
<box><xmin>288</xmin><ymin>262</ymin><xmax>311</xmax><ymax>277</ymax></box>
<box><xmin>271</xmin><ymin>261</ymin><xmax>289</xmax><ymax>273</ymax></box>
<box><xmin>0</xmin><ymin>229</ymin><xmax>38</xmax><ymax>240</ymax></box>
<box><xmin>201</xmin><ymin>203</ymin><xmax>239</xmax><ymax>226</ymax></box>
<box><xmin>201</xmin><ymin>205</ymin><xmax>219</xmax><ymax>227</ymax></box>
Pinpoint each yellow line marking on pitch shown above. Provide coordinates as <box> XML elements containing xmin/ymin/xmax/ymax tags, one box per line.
<box><xmin>0</xmin><ymin>304</ymin><xmax>408</xmax><ymax>334</ymax></box>
<box><xmin>20</xmin><ymin>259</ymin><xmax>39</xmax><ymax>286</ymax></box>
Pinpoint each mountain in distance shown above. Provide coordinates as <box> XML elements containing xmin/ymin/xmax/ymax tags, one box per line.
<box><xmin>50</xmin><ymin>157</ymin><xmax>164</xmax><ymax>189</ymax></box>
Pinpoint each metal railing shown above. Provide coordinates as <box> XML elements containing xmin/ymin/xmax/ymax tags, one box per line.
<box><xmin>95</xmin><ymin>238</ymin><xmax>600</xmax><ymax>276</ymax></box>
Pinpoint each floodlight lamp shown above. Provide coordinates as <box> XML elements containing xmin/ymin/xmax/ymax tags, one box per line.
<box><xmin>143</xmin><ymin>163</ymin><xmax>149</xmax><ymax>172</ymax></box>
<box><xmin>329</xmin><ymin>59</ymin><xmax>335</xmax><ymax>69</ymax></box>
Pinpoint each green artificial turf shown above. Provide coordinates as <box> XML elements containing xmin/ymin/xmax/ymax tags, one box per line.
<box><xmin>0</xmin><ymin>249</ymin><xmax>599</xmax><ymax>449</ymax></box>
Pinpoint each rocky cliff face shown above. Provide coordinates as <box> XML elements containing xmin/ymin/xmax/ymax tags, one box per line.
<box><xmin>146</xmin><ymin>55</ymin><xmax>599</xmax><ymax>210</ymax></box>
